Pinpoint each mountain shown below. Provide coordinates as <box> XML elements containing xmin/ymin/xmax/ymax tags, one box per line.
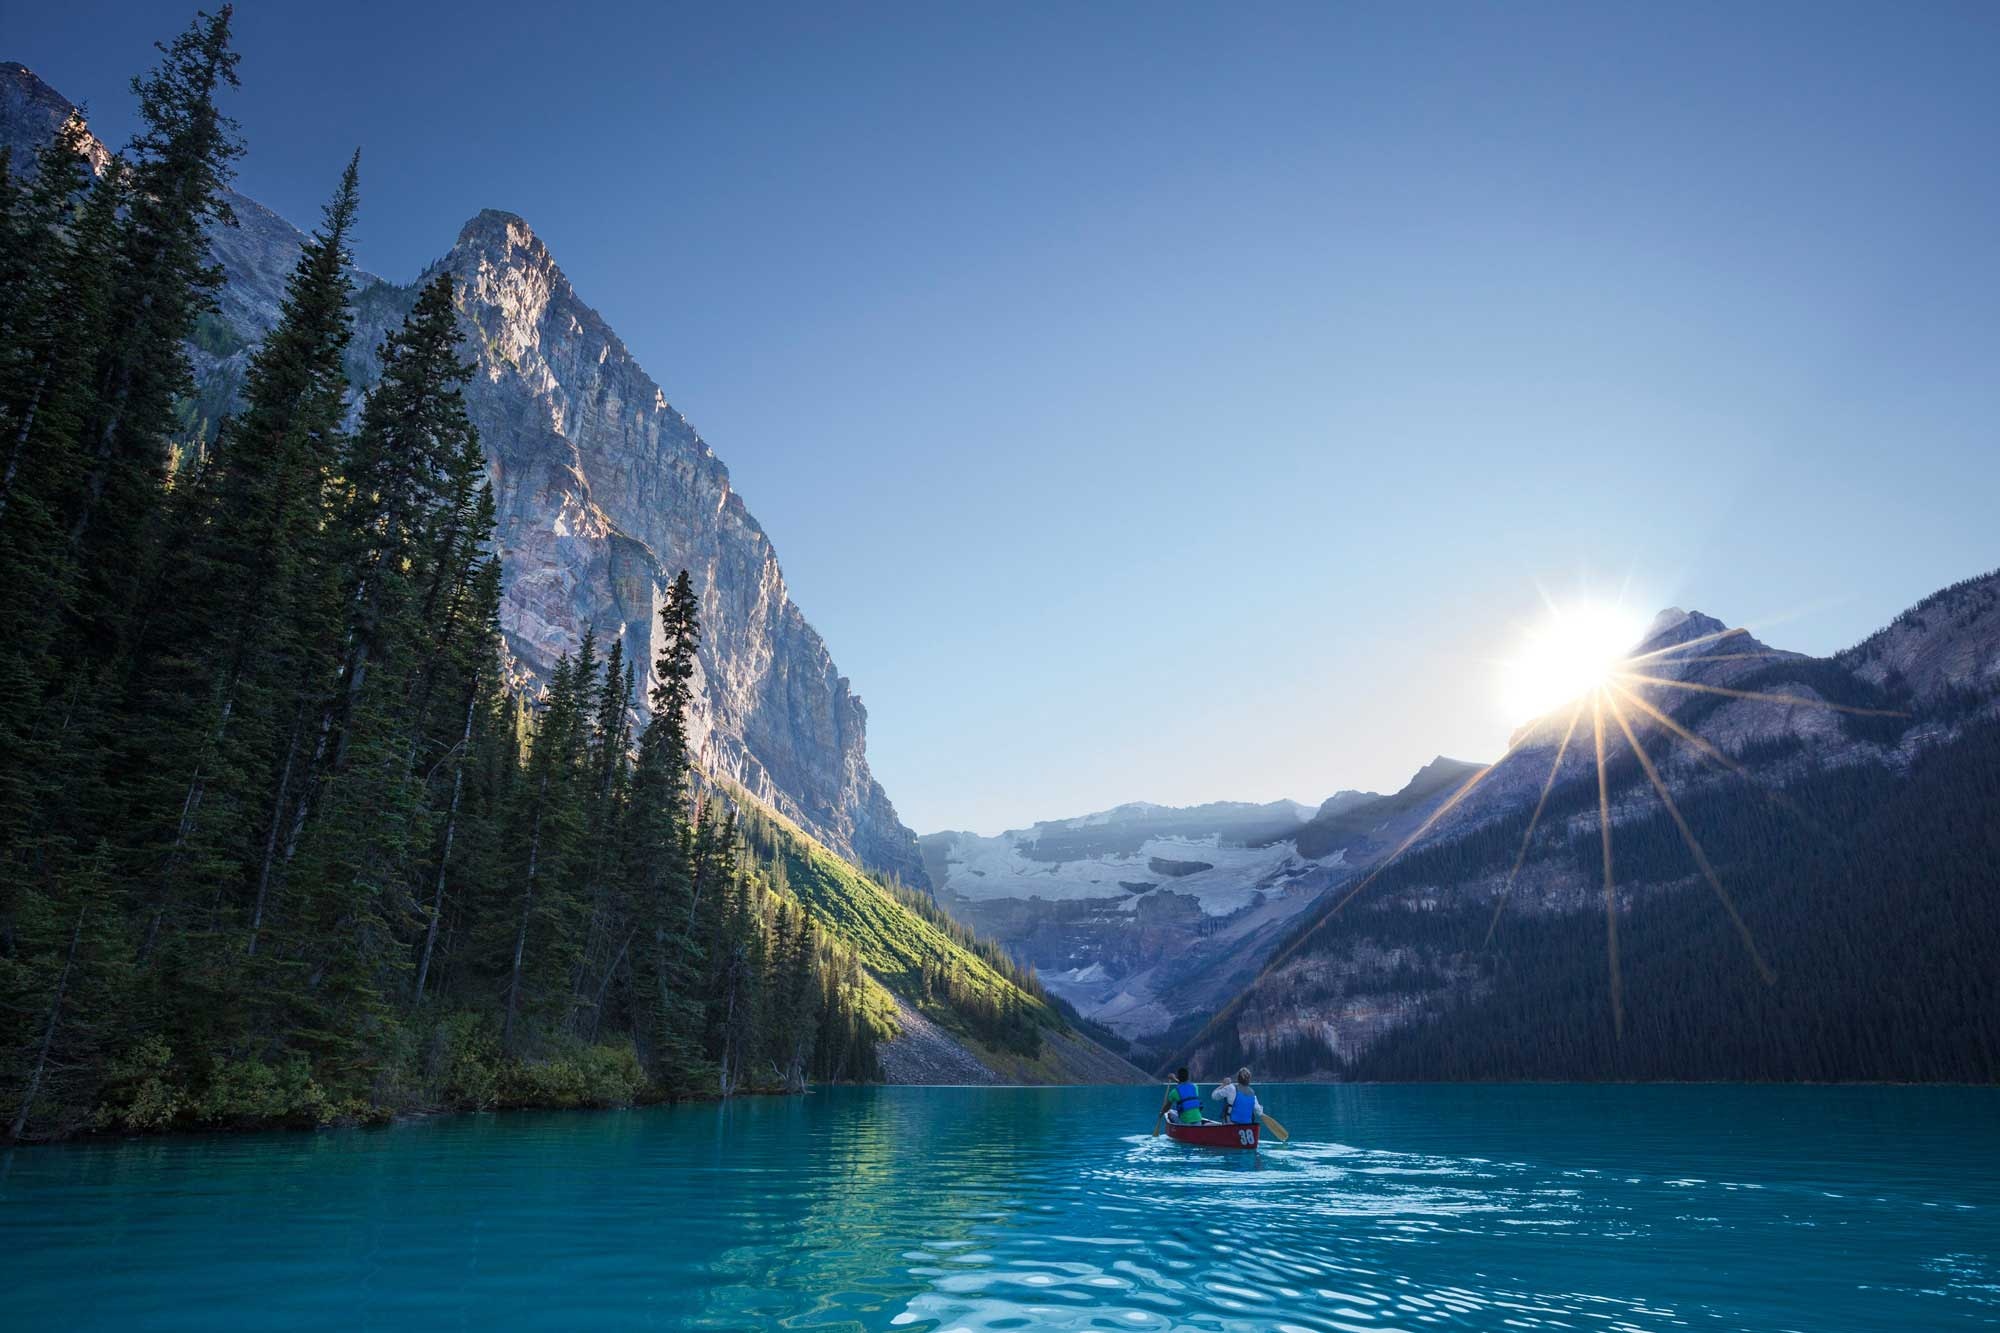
<box><xmin>0</xmin><ymin>60</ymin><xmax>923</xmax><ymax>888</ymax></box>
<box><xmin>1177</xmin><ymin>569</ymin><xmax>2000</xmax><ymax>1082</ymax></box>
<box><xmin>0</xmin><ymin>54</ymin><xmax>1154</xmax><ymax>1103</ymax></box>
<box><xmin>919</xmin><ymin>774</ymin><xmax>1483</xmax><ymax>1065</ymax></box>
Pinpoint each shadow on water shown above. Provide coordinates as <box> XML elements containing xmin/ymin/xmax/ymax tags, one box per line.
<box><xmin>3</xmin><ymin>1084</ymin><xmax>1997</xmax><ymax>1331</ymax></box>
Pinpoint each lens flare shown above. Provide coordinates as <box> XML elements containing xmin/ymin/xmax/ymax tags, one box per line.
<box><xmin>1181</xmin><ymin>594</ymin><xmax>1911</xmax><ymax>1068</ymax></box>
<box><xmin>1499</xmin><ymin>602</ymin><xmax>1653</xmax><ymax>724</ymax></box>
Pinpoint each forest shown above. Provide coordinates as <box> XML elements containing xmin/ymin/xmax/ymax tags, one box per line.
<box><xmin>0</xmin><ymin>8</ymin><xmax>1039</xmax><ymax>1140</ymax></box>
<box><xmin>1196</xmin><ymin>707</ymin><xmax>2000</xmax><ymax>1083</ymax></box>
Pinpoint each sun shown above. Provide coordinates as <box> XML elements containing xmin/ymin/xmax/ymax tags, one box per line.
<box><xmin>1499</xmin><ymin>600</ymin><xmax>1652</xmax><ymax>723</ymax></box>
<box><xmin>1234</xmin><ymin>586</ymin><xmax>1906</xmax><ymax>1048</ymax></box>
<box><xmin>1253</xmin><ymin>589</ymin><xmax>1902</xmax><ymax>1047</ymax></box>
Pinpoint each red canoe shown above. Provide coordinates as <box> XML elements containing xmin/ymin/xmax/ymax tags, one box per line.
<box><xmin>1164</xmin><ymin>1119</ymin><xmax>1259</xmax><ymax>1149</ymax></box>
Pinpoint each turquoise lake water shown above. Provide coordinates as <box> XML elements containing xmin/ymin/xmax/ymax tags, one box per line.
<box><xmin>3</xmin><ymin>1084</ymin><xmax>1996</xmax><ymax>1330</ymax></box>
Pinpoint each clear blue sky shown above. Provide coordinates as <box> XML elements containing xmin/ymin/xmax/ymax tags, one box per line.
<box><xmin>15</xmin><ymin>2</ymin><xmax>2000</xmax><ymax>834</ymax></box>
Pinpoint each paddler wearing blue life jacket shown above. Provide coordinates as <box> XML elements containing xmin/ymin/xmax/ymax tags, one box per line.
<box><xmin>1161</xmin><ymin>1067</ymin><xmax>1204</xmax><ymax>1124</ymax></box>
<box><xmin>1227</xmin><ymin>1073</ymin><xmax>1261</xmax><ymax>1124</ymax></box>
<box><xmin>1212</xmin><ymin>1066</ymin><xmax>1259</xmax><ymax>1124</ymax></box>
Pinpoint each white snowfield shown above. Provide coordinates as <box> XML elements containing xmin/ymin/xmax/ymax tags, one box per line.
<box><xmin>935</xmin><ymin>830</ymin><xmax>1328</xmax><ymax>916</ymax></box>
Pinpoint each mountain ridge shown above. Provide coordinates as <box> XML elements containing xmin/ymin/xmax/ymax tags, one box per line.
<box><xmin>920</xmin><ymin>763</ymin><xmax>1492</xmax><ymax>1063</ymax></box>
<box><xmin>1176</xmin><ymin>569</ymin><xmax>2000</xmax><ymax>1080</ymax></box>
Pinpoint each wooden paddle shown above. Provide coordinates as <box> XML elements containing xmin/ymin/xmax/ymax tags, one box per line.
<box><xmin>1153</xmin><ymin>1091</ymin><xmax>1170</xmax><ymax>1137</ymax></box>
<box><xmin>1257</xmin><ymin>1112</ymin><xmax>1290</xmax><ymax>1143</ymax></box>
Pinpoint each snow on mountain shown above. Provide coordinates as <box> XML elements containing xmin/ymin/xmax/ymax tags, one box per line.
<box><xmin>919</xmin><ymin>779</ymin><xmax>1471</xmax><ymax>1054</ymax></box>
<box><xmin>932</xmin><ymin>827</ymin><xmax>1320</xmax><ymax>916</ymax></box>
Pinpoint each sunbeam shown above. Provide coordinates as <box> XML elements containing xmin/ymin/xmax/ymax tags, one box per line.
<box><xmin>1318</xmin><ymin>761</ymin><xmax>1496</xmax><ymax>921</ymax></box>
<box><xmin>1475</xmin><ymin>604</ymin><xmax>1894</xmax><ymax>1040</ymax></box>
<box><xmin>1608</xmin><ymin>679</ymin><xmax>1822</xmax><ymax>831</ymax></box>
<box><xmin>1620</xmin><ymin>624</ymin><xmax>1750</xmax><ymax>666</ymax></box>
<box><xmin>1484</xmin><ymin>701</ymin><xmax>1584</xmax><ymax>948</ymax></box>
<box><xmin>1634</xmin><ymin>651</ymin><xmax>1797</xmax><ymax>666</ymax></box>
<box><xmin>1193</xmin><ymin>603</ymin><xmax>1906</xmax><ymax>1063</ymax></box>
<box><xmin>1618</xmin><ymin>671</ymin><xmax>1909</xmax><ymax>717</ymax></box>
<box><xmin>1593</xmin><ymin>693</ymin><xmax>1623</xmax><ymax>1039</ymax></box>
<box><xmin>1607</xmin><ymin>695</ymin><xmax>1777</xmax><ymax>983</ymax></box>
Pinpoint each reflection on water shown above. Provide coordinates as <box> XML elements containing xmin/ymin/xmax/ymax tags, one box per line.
<box><xmin>3</xmin><ymin>1084</ymin><xmax>1996</xmax><ymax>1330</ymax></box>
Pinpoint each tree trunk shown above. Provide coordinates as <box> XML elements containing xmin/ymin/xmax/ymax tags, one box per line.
<box><xmin>0</xmin><ymin>357</ymin><xmax>51</xmax><ymax>521</ymax></box>
<box><xmin>413</xmin><ymin>681</ymin><xmax>479</xmax><ymax>1005</ymax></box>
<box><xmin>10</xmin><ymin>903</ymin><xmax>84</xmax><ymax>1141</ymax></box>
<box><xmin>247</xmin><ymin>713</ymin><xmax>305</xmax><ymax>956</ymax></box>
<box><xmin>165</xmin><ymin>682</ymin><xmax>236</xmax><ymax>866</ymax></box>
<box><xmin>500</xmin><ymin>778</ymin><xmax>548</xmax><ymax>1053</ymax></box>
<box><xmin>586</xmin><ymin>927</ymin><xmax>638</xmax><ymax>1043</ymax></box>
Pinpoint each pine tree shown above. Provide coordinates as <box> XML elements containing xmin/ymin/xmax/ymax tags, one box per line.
<box><xmin>0</xmin><ymin>844</ymin><xmax>135</xmax><ymax>1139</ymax></box>
<box><xmin>122</xmin><ymin>153</ymin><xmax>362</xmax><ymax>980</ymax></box>
<box><xmin>65</xmin><ymin>6</ymin><xmax>241</xmax><ymax>642</ymax></box>
<box><xmin>498</xmin><ymin>650</ymin><xmax>590</xmax><ymax>1052</ymax></box>
<box><xmin>627</xmin><ymin>570</ymin><xmax>702</xmax><ymax>1080</ymax></box>
<box><xmin>263</xmin><ymin>273</ymin><xmax>481</xmax><ymax>1081</ymax></box>
<box><xmin>0</xmin><ymin>134</ymin><xmax>124</xmax><ymax>879</ymax></box>
<box><xmin>254</xmin><ymin>274</ymin><xmax>474</xmax><ymax>955</ymax></box>
<box><xmin>412</xmin><ymin>554</ymin><xmax>504</xmax><ymax>1005</ymax></box>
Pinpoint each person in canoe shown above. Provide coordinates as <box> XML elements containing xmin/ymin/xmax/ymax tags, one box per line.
<box><xmin>1210</xmin><ymin>1066</ymin><xmax>1252</xmax><ymax>1121</ymax></box>
<box><xmin>1160</xmin><ymin>1067</ymin><xmax>1204</xmax><ymax>1124</ymax></box>
<box><xmin>1224</xmin><ymin>1072</ymin><xmax>1261</xmax><ymax>1126</ymax></box>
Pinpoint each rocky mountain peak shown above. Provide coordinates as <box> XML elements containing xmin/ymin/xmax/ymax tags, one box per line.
<box><xmin>1</xmin><ymin>60</ymin><xmax>110</xmax><ymax>172</ymax></box>
<box><xmin>5</xmin><ymin>65</ymin><xmax>927</xmax><ymax>887</ymax></box>
<box><xmin>1411</xmin><ymin>754</ymin><xmax>1482</xmax><ymax>785</ymax></box>
<box><xmin>454</xmin><ymin>208</ymin><xmax>551</xmax><ymax>263</ymax></box>
<box><xmin>1314</xmin><ymin>789</ymin><xmax>1380</xmax><ymax>819</ymax></box>
<box><xmin>1638</xmin><ymin>607</ymin><xmax>1729</xmax><ymax>654</ymax></box>
<box><xmin>405</xmin><ymin>209</ymin><xmax>924</xmax><ymax>881</ymax></box>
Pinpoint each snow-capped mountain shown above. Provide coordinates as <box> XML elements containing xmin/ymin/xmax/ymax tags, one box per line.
<box><xmin>919</xmin><ymin>775</ymin><xmax>1485</xmax><ymax>1057</ymax></box>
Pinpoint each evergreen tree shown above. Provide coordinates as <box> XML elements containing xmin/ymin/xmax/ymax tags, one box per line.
<box><xmin>0</xmin><ymin>844</ymin><xmax>134</xmax><ymax>1139</ymax></box>
<box><xmin>626</xmin><ymin>571</ymin><xmax>702</xmax><ymax>1080</ymax></box>
<box><xmin>66</xmin><ymin>6</ymin><xmax>241</xmax><ymax>641</ymax></box>
<box><xmin>122</xmin><ymin>152</ymin><xmax>362</xmax><ymax>985</ymax></box>
<box><xmin>0</xmin><ymin>6</ymin><xmax>1024</xmax><ymax>1139</ymax></box>
<box><xmin>0</xmin><ymin>134</ymin><xmax>125</xmax><ymax>882</ymax></box>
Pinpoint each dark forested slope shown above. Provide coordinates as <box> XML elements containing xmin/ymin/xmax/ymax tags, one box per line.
<box><xmin>1181</xmin><ymin>579</ymin><xmax>2000</xmax><ymax>1084</ymax></box>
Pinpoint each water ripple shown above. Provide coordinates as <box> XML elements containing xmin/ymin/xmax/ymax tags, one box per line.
<box><xmin>2</xmin><ymin>1085</ymin><xmax>1996</xmax><ymax>1331</ymax></box>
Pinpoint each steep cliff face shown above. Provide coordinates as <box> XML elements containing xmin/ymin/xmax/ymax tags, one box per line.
<box><xmin>361</xmin><ymin>212</ymin><xmax>924</xmax><ymax>885</ymax></box>
<box><xmin>0</xmin><ymin>63</ymin><xmax>925</xmax><ymax>886</ymax></box>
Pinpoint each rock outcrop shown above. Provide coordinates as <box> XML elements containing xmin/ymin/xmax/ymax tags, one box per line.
<box><xmin>391</xmin><ymin>212</ymin><xmax>924</xmax><ymax>885</ymax></box>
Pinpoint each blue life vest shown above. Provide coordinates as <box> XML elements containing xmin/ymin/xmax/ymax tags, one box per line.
<box><xmin>1173</xmin><ymin>1081</ymin><xmax>1199</xmax><ymax>1114</ymax></box>
<box><xmin>1230</xmin><ymin>1090</ymin><xmax>1258</xmax><ymax>1124</ymax></box>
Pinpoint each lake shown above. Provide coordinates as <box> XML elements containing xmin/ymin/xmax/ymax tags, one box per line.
<box><xmin>4</xmin><ymin>1084</ymin><xmax>1996</xmax><ymax>1330</ymax></box>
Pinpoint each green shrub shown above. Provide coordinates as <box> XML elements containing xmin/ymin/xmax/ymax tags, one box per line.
<box><xmin>427</xmin><ymin>1011</ymin><xmax>502</xmax><ymax>1110</ymax></box>
<box><xmin>496</xmin><ymin>1040</ymin><xmax>647</xmax><ymax>1109</ymax></box>
<box><xmin>193</xmin><ymin>1057</ymin><xmax>336</xmax><ymax>1128</ymax></box>
<box><xmin>575</xmin><ymin>1042</ymin><xmax>646</xmax><ymax>1103</ymax></box>
<box><xmin>93</xmin><ymin>1036</ymin><xmax>188</xmax><ymax>1132</ymax></box>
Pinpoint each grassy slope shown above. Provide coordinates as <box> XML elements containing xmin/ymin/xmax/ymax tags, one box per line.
<box><xmin>739</xmin><ymin>797</ymin><xmax>1053</xmax><ymax>1021</ymax></box>
<box><xmin>742</xmin><ymin>798</ymin><xmax>1147</xmax><ymax>1084</ymax></box>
